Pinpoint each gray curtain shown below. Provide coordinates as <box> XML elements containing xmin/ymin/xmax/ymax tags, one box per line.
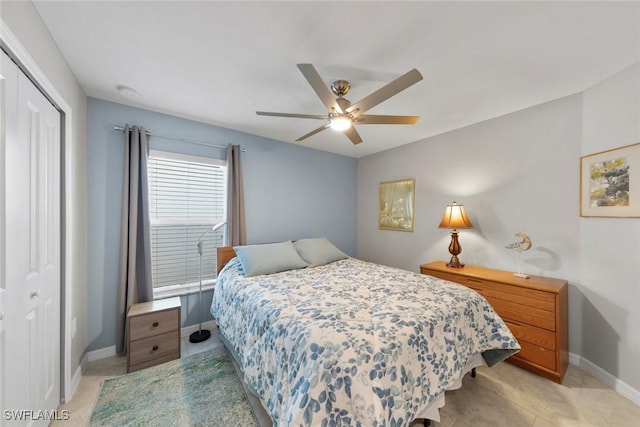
<box><xmin>116</xmin><ymin>125</ymin><xmax>153</xmax><ymax>355</ymax></box>
<box><xmin>226</xmin><ymin>144</ymin><xmax>247</xmax><ymax>245</ymax></box>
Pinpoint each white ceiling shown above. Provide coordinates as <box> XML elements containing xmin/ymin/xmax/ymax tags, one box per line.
<box><xmin>34</xmin><ymin>1</ymin><xmax>640</xmax><ymax>158</ymax></box>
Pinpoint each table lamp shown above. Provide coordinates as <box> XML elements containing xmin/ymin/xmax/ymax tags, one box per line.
<box><xmin>438</xmin><ymin>202</ymin><xmax>473</xmax><ymax>268</ymax></box>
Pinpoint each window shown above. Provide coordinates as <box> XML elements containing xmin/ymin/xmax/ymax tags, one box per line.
<box><xmin>148</xmin><ymin>150</ymin><xmax>226</xmax><ymax>298</ymax></box>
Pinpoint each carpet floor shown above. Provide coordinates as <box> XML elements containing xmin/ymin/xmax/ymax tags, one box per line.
<box><xmin>88</xmin><ymin>346</ymin><xmax>258</xmax><ymax>426</ymax></box>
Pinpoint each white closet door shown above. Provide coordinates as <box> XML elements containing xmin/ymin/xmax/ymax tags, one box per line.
<box><xmin>0</xmin><ymin>48</ymin><xmax>18</xmax><ymax>427</ymax></box>
<box><xmin>1</xmin><ymin>49</ymin><xmax>61</xmax><ymax>426</ymax></box>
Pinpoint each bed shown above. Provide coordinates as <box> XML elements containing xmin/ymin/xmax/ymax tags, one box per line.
<box><xmin>211</xmin><ymin>239</ymin><xmax>519</xmax><ymax>427</ymax></box>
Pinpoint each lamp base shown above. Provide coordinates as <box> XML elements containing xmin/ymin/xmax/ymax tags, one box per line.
<box><xmin>446</xmin><ymin>255</ymin><xmax>464</xmax><ymax>268</ymax></box>
<box><xmin>189</xmin><ymin>329</ymin><xmax>211</xmax><ymax>343</ymax></box>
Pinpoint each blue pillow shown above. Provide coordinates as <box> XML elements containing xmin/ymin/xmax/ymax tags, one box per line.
<box><xmin>294</xmin><ymin>237</ymin><xmax>348</xmax><ymax>267</ymax></box>
<box><xmin>234</xmin><ymin>241</ymin><xmax>307</xmax><ymax>277</ymax></box>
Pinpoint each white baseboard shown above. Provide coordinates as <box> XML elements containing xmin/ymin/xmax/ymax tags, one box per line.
<box><xmin>86</xmin><ymin>345</ymin><xmax>117</xmax><ymax>362</ymax></box>
<box><xmin>569</xmin><ymin>352</ymin><xmax>640</xmax><ymax>406</ymax></box>
<box><xmin>63</xmin><ymin>362</ymin><xmax>84</xmax><ymax>404</ymax></box>
<box><xmin>71</xmin><ymin>363</ymin><xmax>82</xmax><ymax>389</ymax></box>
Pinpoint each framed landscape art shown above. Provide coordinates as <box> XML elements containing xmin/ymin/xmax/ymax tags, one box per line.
<box><xmin>379</xmin><ymin>178</ymin><xmax>415</xmax><ymax>231</ymax></box>
<box><xmin>580</xmin><ymin>142</ymin><xmax>640</xmax><ymax>217</ymax></box>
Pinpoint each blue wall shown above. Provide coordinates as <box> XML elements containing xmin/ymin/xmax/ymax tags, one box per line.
<box><xmin>87</xmin><ymin>97</ymin><xmax>357</xmax><ymax>351</ymax></box>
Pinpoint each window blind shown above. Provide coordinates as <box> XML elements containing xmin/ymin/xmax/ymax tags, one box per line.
<box><xmin>148</xmin><ymin>152</ymin><xmax>226</xmax><ymax>288</ymax></box>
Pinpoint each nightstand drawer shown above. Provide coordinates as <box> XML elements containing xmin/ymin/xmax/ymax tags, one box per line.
<box><xmin>129</xmin><ymin>308</ymin><xmax>179</xmax><ymax>341</ymax></box>
<box><xmin>129</xmin><ymin>330</ymin><xmax>180</xmax><ymax>366</ymax></box>
<box><xmin>127</xmin><ymin>297</ymin><xmax>182</xmax><ymax>373</ymax></box>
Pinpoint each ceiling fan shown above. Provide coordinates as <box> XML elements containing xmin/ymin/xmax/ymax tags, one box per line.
<box><xmin>256</xmin><ymin>64</ymin><xmax>423</xmax><ymax>145</ymax></box>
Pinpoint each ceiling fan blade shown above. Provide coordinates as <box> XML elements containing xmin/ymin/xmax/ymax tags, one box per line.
<box><xmin>256</xmin><ymin>111</ymin><xmax>327</xmax><ymax>120</ymax></box>
<box><xmin>343</xmin><ymin>126</ymin><xmax>363</xmax><ymax>145</ymax></box>
<box><xmin>296</xmin><ymin>124</ymin><xmax>331</xmax><ymax>142</ymax></box>
<box><xmin>356</xmin><ymin>115</ymin><xmax>420</xmax><ymax>125</ymax></box>
<box><xmin>297</xmin><ymin>64</ymin><xmax>343</xmax><ymax>113</ymax></box>
<box><xmin>347</xmin><ymin>68</ymin><xmax>423</xmax><ymax>116</ymax></box>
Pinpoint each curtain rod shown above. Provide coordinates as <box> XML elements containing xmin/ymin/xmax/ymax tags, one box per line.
<box><xmin>113</xmin><ymin>125</ymin><xmax>246</xmax><ymax>151</ymax></box>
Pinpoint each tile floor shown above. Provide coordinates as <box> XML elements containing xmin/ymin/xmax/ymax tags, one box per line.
<box><xmin>54</xmin><ymin>327</ymin><xmax>640</xmax><ymax>427</ymax></box>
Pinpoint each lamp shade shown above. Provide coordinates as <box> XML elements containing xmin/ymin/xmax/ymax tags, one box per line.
<box><xmin>438</xmin><ymin>202</ymin><xmax>473</xmax><ymax>229</ymax></box>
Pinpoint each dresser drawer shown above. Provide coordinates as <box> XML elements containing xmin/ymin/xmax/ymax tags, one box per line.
<box><xmin>129</xmin><ymin>308</ymin><xmax>179</xmax><ymax>341</ymax></box>
<box><xmin>426</xmin><ymin>268</ymin><xmax>557</xmax><ymax>331</ymax></box>
<box><xmin>422</xmin><ymin>269</ymin><xmax>472</xmax><ymax>288</ymax></box>
<box><xmin>129</xmin><ymin>330</ymin><xmax>180</xmax><ymax>366</ymax></box>
<box><xmin>465</xmin><ymin>282</ymin><xmax>555</xmax><ymax>312</ymax></box>
<box><xmin>505</xmin><ymin>320</ymin><xmax>555</xmax><ymax>350</ymax></box>
<box><xmin>515</xmin><ymin>340</ymin><xmax>556</xmax><ymax>371</ymax></box>
<box><xmin>484</xmin><ymin>296</ymin><xmax>556</xmax><ymax>331</ymax></box>
<box><xmin>420</xmin><ymin>262</ymin><xmax>568</xmax><ymax>383</ymax></box>
<box><xmin>424</xmin><ymin>269</ymin><xmax>555</xmax><ymax>309</ymax></box>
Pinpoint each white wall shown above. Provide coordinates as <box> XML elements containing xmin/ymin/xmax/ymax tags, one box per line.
<box><xmin>357</xmin><ymin>94</ymin><xmax>581</xmax><ymax>279</ymax></box>
<box><xmin>1</xmin><ymin>1</ymin><xmax>88</xmax><ymax>395</ymax></box>
<box><xmin>358</xmin><ymin>63</ymin><xmax>640</xmax><ymax>398</ymax></box>
<box><xmin>578</xmin><ymin>62</ymin><xmax>640</xmax><ymax>394</ymax></box>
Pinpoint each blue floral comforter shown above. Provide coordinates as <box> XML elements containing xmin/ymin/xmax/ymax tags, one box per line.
<box><xmin>211</xmin><ymin>258</ymin><xmax>519</xmax><ymax>427</ymax></box>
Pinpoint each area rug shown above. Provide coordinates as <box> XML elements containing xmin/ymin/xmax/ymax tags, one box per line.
<box><xmin>88</xmin><ymin>347</ymin><xmax>258</xmax><ymax>426</ymax></box>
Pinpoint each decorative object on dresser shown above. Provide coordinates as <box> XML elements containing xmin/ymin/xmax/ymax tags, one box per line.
<box><xmin>127</xmin><ymin>297</ymin><xmax>181</xmax><ymax>373</ymax></box>
<box><xmin>580</xmin><ymin>142</ymin><xmax>640</xmax><ymax>217</ymax></box>
<box><xmin>420</xmin><ymin>261</ymin><xmax>568</xmax><ymax>383</ymax></box>
<box><xmin>505</xmin><ymin>232</ymin><xmax>532</xmax><ymax>278</ymax></box>
<box><xmin>190</xmin><ymin>221</ymin><xmax>226</xmax><ymax>343</ymax></box>
<box><xmin>438</xmin><ymin>202</ymin><xmax>473</xmax><ymax>268</ymax></box>
<box><xmin>379</xmin><ymin>178</ymin><xmax>415</xmax><ymax>231</ymax></box>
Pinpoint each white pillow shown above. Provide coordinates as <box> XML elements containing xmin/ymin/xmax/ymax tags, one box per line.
<box><xmin>294</xmin><ymin>237</ymin><xmax>348</xmax><ymax>267</ymax></box>
<box><xmin>234</xmin><ymin>241</ymin><xmax>307</xmax><ymax>277</ymax></box>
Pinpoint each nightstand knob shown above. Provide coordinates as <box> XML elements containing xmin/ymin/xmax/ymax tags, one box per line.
<box><xmin>152</xmin><ymin>321</ymin><xmax>159</xmax><ymax>327</ymax></box>
<box><xmin>152</xmin><ymin>345</ymin><xmax>159</xmax><ymax>351</ymax></box>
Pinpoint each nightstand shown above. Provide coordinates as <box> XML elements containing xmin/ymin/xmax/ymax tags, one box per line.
<box><xmin>420</xmin><ymin>261</ymin><xmax>568</xmax><ymax>383</ymax></box>
<box><xmin>127</xmin><ymin>297</ymin><xmax>182</xmax><ymax>373</ymax></box>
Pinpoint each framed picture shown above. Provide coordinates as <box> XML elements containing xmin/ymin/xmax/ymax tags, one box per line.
<box><xmin>580</xmin><ymin>142</ymin><xmax>640</xmax><ymax>217</ymax></box>
<box><xmin>379</xmin><ymin>178</ymin><xmax>415</xmax><ymax>231</ymax></box>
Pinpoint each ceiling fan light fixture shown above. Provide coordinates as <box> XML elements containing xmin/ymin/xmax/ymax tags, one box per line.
<box><xmin>330</xmin><ymin>115</ymin><xmax>352</xmax><ymax>131</ymax></box>
<box><xmin>257</xmin><ymin>64</ymin><xmax>423</xmax><ymax>145</ymax></box>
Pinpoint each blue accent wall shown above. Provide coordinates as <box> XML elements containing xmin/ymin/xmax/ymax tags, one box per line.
<box><xmin>87</xmin><ymin>97</ymin><xmax>357</xmax><ymax>351</ymax></box>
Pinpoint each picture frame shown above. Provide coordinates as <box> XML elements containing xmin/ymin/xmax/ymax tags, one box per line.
<box><xmin>580</xmin><ymin>142</ymin><xmax>640</xmax><ymax>217</ymax></box>
<box><xmin>379</xmin><ymin>178</ymin><xmax>415</xmax><ymax>231</ymax></box>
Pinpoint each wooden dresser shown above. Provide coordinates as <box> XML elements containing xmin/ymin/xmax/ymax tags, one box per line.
<box><xmin>420</xmin><ymin>261</ymin><xmax>568</xmax><ymax>383</ymax></box>
<box><xmin>127</xmin><ymin>297</ymin><xmax>182</xmax><ymax>373</ymax></box>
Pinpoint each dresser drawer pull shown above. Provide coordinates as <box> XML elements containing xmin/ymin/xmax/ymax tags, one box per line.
<box><xmin>152</xmin><ymin>345</ymin><xmax>159</xmax><ymax>351</ymax></box>
<box><xmin>152</xmin><ymin>321</ymin><xmax>159</xmax><ymax>327</ymax></box>
<box><xmin>465</xmin><ymin>278</ymin><xmax>484</xmax><ymax>283</ymax></box>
